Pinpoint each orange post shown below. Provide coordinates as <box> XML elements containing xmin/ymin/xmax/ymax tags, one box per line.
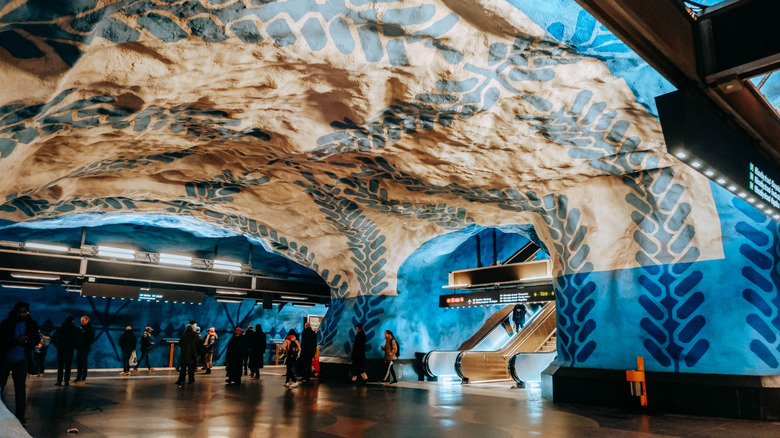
<box><xmin>626</xmin><ymin>356</ymin><xmax>647</xmax><ymax>406</ymax></box>
<box><xmin>275</xmin><ymin>344</ymin><xmax>280</xmax><ymax>365</ymax></box>
<box><xmin>169</xmin><ymin>343</ymin><xmax>175</xmax><ymax>368</ymax></box>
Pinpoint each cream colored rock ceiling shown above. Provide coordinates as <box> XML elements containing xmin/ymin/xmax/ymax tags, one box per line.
<box><xmin>0</xmin><ymin>0</ymin><xmax>722</xmax><ymax>298</ymax></box>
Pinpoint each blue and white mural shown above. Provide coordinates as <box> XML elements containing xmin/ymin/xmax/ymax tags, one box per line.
<box><xmin>0</xmin><ymin>0</ymin><xmax>778</xmax><ymax>379</ymax></box>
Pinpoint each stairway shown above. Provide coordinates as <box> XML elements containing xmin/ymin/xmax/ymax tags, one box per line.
<box><xmin>537</xmin><ymin>331</ymin><xmax>557</xmax><ymax>353</ymax></box>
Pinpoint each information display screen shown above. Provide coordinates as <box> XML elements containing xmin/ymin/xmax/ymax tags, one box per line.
<box><xmin>440</xmin><ymin>285</ymin><xmax>554</xmax><ymax>308</ymax></box>
<box><xmin>749</xmin><ymin>162</ymin><xmax>780</xmax><ymax>209</ymax></box>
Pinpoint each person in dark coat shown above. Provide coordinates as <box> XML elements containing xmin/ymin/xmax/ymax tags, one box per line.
<box><xmin>351</xmin><ymin>323</ymin><xmax>368</xmax><ymax>383</ymax></box>
<box><xmin>0</xmin><ymin>302</ymin><xmax>39</xmax><ymax>426</ymax></box>
<box><xmin>136</xmin><ymin>327</ymin><xmax>155</xmax><ymax>371</ymax></box>
<box><xmin>225</xmin><ymin>327</ymin><xmax>245</xmax><ymax>385</ymax></box>
<box><xmin>51</xmin><ymin>316</ymin><xmax>80</xmax><ymax>386</ymax></box>
<box><xmin>248</xmin><ymin>324</ymin><xmax>266</xmax><ymax>379</ymax></box>
<box><xmin>117</xmin><ymin>326</ymin><xmax>136</xmax><ymax>375</ymax></box>
<box><xmin>281</xmin><ymin>329</ymin><xmax>300</xmax><ymax>388</ymax></box>
<box><xmin>242</xmin><ymin>325</ymin><xmax>254</xmax><ymax>376</ymax></box>
<box><xmin>299</xmin><ymin>322</ymin><xmax>317</xmax><ymax>384</ymax></box>
<box><xmin>32</xmin><ymin>329</ymin><xmax>51</xmax><ymax>377</ymax></box>
<box><xmin>175</xmin><ymin>324</ymin><xmax>199</xmax><ymax>386</ymax></box>
<box><xmin>74</xmin><ymin>315</ymin><xmax>95</xmax><ymax>383</ymax></box>
<box><xmin>512</xmin><ymin>304</ymin><xmax>528</xmax><ymax>331</ymax></box>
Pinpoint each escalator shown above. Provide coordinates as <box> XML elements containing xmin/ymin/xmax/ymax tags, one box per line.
<box><xmin>457</xmin><ymin>301</ymin><xmax>556</xmax><ymax>383</ymax></box>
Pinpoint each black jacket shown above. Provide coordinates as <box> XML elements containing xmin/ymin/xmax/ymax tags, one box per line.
<box><xmin>77</xmin><ymin>323</ymin><xmax>95</xmax><ymax>350</ymax></box>
<box><xmin>141</xmin><ymin>333</ymin><xmax>154</xmax><ymax>353</ymax></box>
<box><xmin>118</xmin><ymin>330</ymin><xmax>137</xmax><ymax>353</ymax></box>
<box><xmin>0</xmin><ymin>313</ymin><xmax>39</xmax><ymax>365</ymax></box>
<box><xmin>52</xmin><ymin>321</ymin><xmax>80</xmax><ymax>351</ymax></box>
<box><xmin>301</xmin><ymin>327</ymin><xmax>317</xmax><ymax>358</ymax></box>
<box><xmin>352</xmin><ymin>330</ymin><xmax>366</xmax><ymax>360</ymax></box>
<box><xmin>178</xmin><ymin>329</ymin><xmax>200</xmax><ymax>365</ymax></box>
<box><xmin>226</xmin><ymin>334</ymin><xmax>245</xmax><ymax>363</ymax></box>
<box><xmin>248</xmin><ymin>331</ymin><xmax>266</xmax><ymax>368</ymax></box>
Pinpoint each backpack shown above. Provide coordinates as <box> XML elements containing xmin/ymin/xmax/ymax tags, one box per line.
<box><xmin>393</xmin><ymin>338</ymin><xmax>400</xmax><ymax>358</ymax></box>
<box><xmin>286</xmin><ymin>340</ymin><xmax>299</xmax><ymax>360</ymax></box>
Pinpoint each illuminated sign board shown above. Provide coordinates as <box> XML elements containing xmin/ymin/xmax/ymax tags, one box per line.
<box><xmin>440</xmin><ymin>285</ymin><xmax>555</xmax><ymax>308</ymax></box>
<box><xmin>657</xmin><ymin>88</ymin><xmax>780</xmax><ymax>221</ymax></box>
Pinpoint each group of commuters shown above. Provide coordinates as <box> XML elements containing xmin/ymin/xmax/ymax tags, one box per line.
<box><xmin>50</xmin><ymin>315</ymin><xmax>96</xmax><ymax>386</ymax></box>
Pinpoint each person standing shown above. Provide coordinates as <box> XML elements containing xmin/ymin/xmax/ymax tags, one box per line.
<box><xmin>512</xmin><ymin>304</ymin><xmax>528</xmax><ymax>332</ymax></box>
<box><xmin>242</xmin><ymin>325</ymin><xmax>254</xmax><ymax>376</ymax></box>
<box><xmin>175</xmin><ymin>325</ymin><xmax>199</xmax><ymax>386</ymax></box>
<box><xmin>118</xmin><ymin>326</ymin><xmax>136</xmax><ymax>375</ymax></box>
<box><xmin>281</xmin><ymin>329</ymin><xmax>300</xmax><ymax>388</ymax></box>
<box><xmin>225</xmin><ymin>327</ymin><xmax>245</xmax><ymax>385</ymax></box>
<box><xmin>74</xmin><ymin>315</ymin><xmax>95</xmax><ymax>384</ymax></box>
<box><xmin>299</xmin><ymin>322</ymin><xmax>317</xmax><ymax>384</ymax></box>
<box><xmin>52</xmin><ymin>316</ymin><xmax>79</xmax><ymax>386</ymax></box>
<box><xmin>380</xmin><ymin>330</ymin><xmax>399</xmax><ymax>384</ymax></box>
<box><xmin>0</xmin><ymin>302</ymin><xmax>39</xmax><ymax>426</ymax></box>
<box><xmin>248</xmin><ymin>325</ymin><xmax>266</xmax><ymax>380</ymax></box>
<box><xmin>202</xmin><ymin>328</ymin><xmax>217</xmax><ymax>375</ymax></box>
<box><xmin>136</xmin><ymin>327</ymin><xmax>155</xmax><ymax>371</ymax></box>
<box><xmin>32</xmin><ymin>330</ymin><xmax>51</xmax><ymax>377</ymax></box>
<box><xmin>350</xmin><ymin>323</ymin><xmax>368</xmax><ymax>383</ymax></box>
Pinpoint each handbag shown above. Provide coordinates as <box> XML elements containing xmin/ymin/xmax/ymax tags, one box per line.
<box><xmin>129</xmin><ymin>350</ymin><xmax>138</xmax><ymax>367</ymax></box>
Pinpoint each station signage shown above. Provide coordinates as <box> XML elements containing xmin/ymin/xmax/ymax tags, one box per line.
<box><xmin>440</xmin><ymin>285</ymin><xmax>555</xmax><ymax>308</ymax></box>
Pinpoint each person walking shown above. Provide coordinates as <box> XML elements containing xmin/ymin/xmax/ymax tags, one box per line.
<box><xmin>350</xmin><ymin>323</ymin><xmax>368</xmax><ymax>383</ymax></box>
<box><xmin>74</xmin><ymin>315</ymin><xmax>95</xmax><ymax>383</ymax></box>
<box><xmin>281</xmin><ymin>329</ymin><xmax>300</xmax><ymax>388</ymax></box>
<box><xmin>380</xmin><ymin>330</ymin><xmax>399</xmax><ymax>384</ymax></box>
<box><xmin>225</xmin><ymin>327</ymin><xmax>245</xmax><ymax>385</ymax></box>
<box><xmin>242</xmin><ymin>325</ymin><xmax>254</xmax><ymax>376</ymax></box>
<box><xmin>299</xmin><ymin>322</ymin><xmax>317</xmax><ymax>384</ymax></box>
<box><xmin>248</xmin><ymin>325</ymin><xmax>266</xmax><ymax>380</ymax></box>
<box><xmin>203</xmin><ymin>328</ymin><xmax>217</xmax><ymax>375</ymax></box>
<box><xmin>52</xmin><ymin>316</ymin><xmax>79</xmax><ymax>386</ymax></box>
<box><xmin>118</xmin><ymin>326</ymin><xmax>136</xmax><ymax>375</ymax></box>
<box><xmin>32</xmin><ymin>330</ymin><xmax>51</xmax><ymax>377</ymax></box>
<box><xmin>136</xmin><ymin>327</ymin><xmax>155</xmax><ymax>371</ymax></box>
<box><xmin>175</xmin><ymin>324</ymin><xmax>199</xmax><ymax>386</ymax></box>
<box><xmin>0</xmin><ymin>302</ymin><xmax>39</xmax><ymax>426</ymax></box>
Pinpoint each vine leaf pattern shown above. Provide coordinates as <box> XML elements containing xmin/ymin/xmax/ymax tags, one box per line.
<box><xmin>734</xmin><ymin>196</ymin><xmax>780</xmax><ymax>368</ymax></box>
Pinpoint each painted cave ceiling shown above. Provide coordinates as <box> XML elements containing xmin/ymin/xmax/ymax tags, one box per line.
<box><xmin>0</xmin><ymin>0</ymin><xmax>766</xmax><ymax>298</ymax></box>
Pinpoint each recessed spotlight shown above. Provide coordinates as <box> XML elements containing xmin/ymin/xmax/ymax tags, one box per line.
<box><xmin>728</xmin><ymin>185</ymin><xmax>737</xmax><ymax>191</ymax></box>
<box><xmin>738</xmin><ymin>192</ymin><xmax>747</xmax><ymax>198</ymax></box>
<box><xmin>757</xmin><ymin>204</ymin><xmax>765</xmax><ymax>209</ymax></box>
<box><xmin>704</xmin><ymin>170</ymin><xmax>715</xmax><ymax>177</ymax></box>
<box><xmin>716</xmin><ymin>178</ymin><xmax>727</xmax><ymax>184</ymax></box>
<box><xmin>774</xmin><ymin>214</ymin><xmax>780</xmax><ymax>220</ymax></box>
<box><xmin>691</xmin><ymin>161</ymin><xmax>702</xmax><ymax>168</ymax></box>
<box><xmin>675</xmin><ymin>151</ymin><xmax>688</xmax><ymax>159</ymax></box>
<box><xmin>748</xmin><ymin>198</ymin><xmax>756</xmax><ymax>204</ymax></box>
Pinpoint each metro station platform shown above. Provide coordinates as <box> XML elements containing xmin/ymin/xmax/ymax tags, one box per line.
<box><xmin>3</xmin><ymin>368</ymin><xmax>779</xmax><ymax>437</ymax></box>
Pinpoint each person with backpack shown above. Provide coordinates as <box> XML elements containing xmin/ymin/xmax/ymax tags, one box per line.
<box><xmin>380</xmin><ymin>330</ymin><xmax>399</xmax><ymax>384</ymax></box>
<box><xmin>298</xmin><ymin>322</ymin><xmax>317</xmax><ymax>384</ymax></box>
<box><xmin>281</xmin><ymin>329</ymin><xmax>300</xmax><ymax>388</ymax></box>
<box><xmin>203</xmin><ymin>327</ymin><xmax>217</xmax><ymax>375</ymax></box>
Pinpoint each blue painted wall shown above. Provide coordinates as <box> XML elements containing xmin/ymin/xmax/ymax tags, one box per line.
<box><xmin>0</xmin><ymin>285</ymin><xmax>326</xmax><ymax>369</ymax></box>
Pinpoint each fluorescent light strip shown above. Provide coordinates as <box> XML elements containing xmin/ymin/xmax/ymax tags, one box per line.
<box><xmin>11</xmin><ymin>272</ymin><xmax>60</xmax><ymax>281</ymax></box>
<box><xmin>280</xmin><ymin>295</ymin><xmax>307</xmax><ymax>301</ymax></box>
<box><xmin>213</xmin><ymin>260</ymin><xmax>242</xmax><ymax>271</ymax></box>
<box><xmin>1</xmin><ymin>284</ymin><xmax>42</xmax><ymax>290</ymax></box>
<box><xmin>216</xmin><ymin>290</ymin><xmax>247</xmax><ymax>296</ymax></box>
<box><xmin>24</xmin><ymin>242</ymin><xmax>69</xmax><ymax>252</ymax></box>
<box><xmin>293</xmin><ymin>303</ymin><xmax>315</xmax><ymax>307</ymax></box>
<box><xmin>158</xmin><ymin>255</ymin><xmax>192</xmax><ymax>266</ymax></box>
<box><xmin>97</xmin><ymin>245</ymin><xmax>136</xmax><ymax>254</ymax></box>
<box><xmin>216</xmin><ymin>298</ymin><xmax>243</xmax><ymax>303</ymax></box>
<box><xmin>97</xmin><ymin>250</ymin><xmax>136</xmax><ymax>260</ymax></box>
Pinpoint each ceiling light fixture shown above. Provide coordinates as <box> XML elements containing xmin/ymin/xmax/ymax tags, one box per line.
<box><xmin>158</xmin><ymin>253</ymin><xmax>193</xmax><ymax>266</ymax></box>
<box><xmin>11</xmin><ymin>272</ymin><xmax>60</xmax><ymax>281</ymax></box>
<box><xmin>212</xmin><ymin>260</ymin><xmax>242</xmax><ymax>271</ymax></box>
<box><xmin>97</xmin><ymin>245</ymin><xmax>136</xmax><ymax>259</ymax></box>
<box><xmin>216</xmin><ymin>298</ymin><xmax>243</xmax><ymax>303</ymax></box>
<box><xmin>280</xmin><ymin>295</ymin><xmax>307</xmax><ymax>301</ymax></box>
<box><xmin>1</xmin><ymin>284</ymin><xmax>42</xmax><ymax>290</ymax></box>
<box><xmin>24</xmin><ymin>242</ymin><xmax>70</xmax><ymax>252</ymax></box>
<box><xmin>215</xmin><ymin>289</ymin><xmax>247</xmax><ymax>296</ymax></box>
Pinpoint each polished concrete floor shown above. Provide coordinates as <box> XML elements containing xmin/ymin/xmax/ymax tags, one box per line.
<box><xmin>4</xmin><ymin>367</ymin><xmax>780</xmax><ymax>437</ymax></box>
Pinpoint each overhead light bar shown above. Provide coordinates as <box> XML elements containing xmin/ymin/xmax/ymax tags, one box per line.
<box><xmin>280</xmin><ymin>295</ymin><xmax>307</xmax><ymax>301</ymax></box>
<box><xmin>0</xmin><ymin>284</ymin><xmax>42</xmax><ymax>290</ymax></box>
<box><xmin>215</xmin><ymin>289</ymin><xmax>247</xmax><ymax>296</ymax></box>
<box><xmin>216</xmin><ymin>298</ymin><xmax>243</xmax><ymax>303</ymax></box>
<box><xmin>65</xmin><ymin>287</ymin><xmax>82</xmax><ymax>293</ymax></box>
<box><xmin>11</xmin><ymin>272</ymin><xmax>60</xmax><ymax>281</ymax></box>
<box><xmin>24</xmin><ymin>242</ymin><xmax>70</xmax><ymax>252</ymax></box>
<box><xmin>97</xmin><ymin>245</ymin><xmax>136</xmax><ymax>260</ymax></box>
<box><xmin>212</xmin><ymin>259</ymin><xmax>242</xmax><ymax>271</ymax></box>
<box><xmin>293</xmin><ymin>303</ymin><xmax>316</xmax><ymax>307</ymax></box>
<box><xmin>158</xmin><ymin>253</ymin><xmax>193</xmax><ymax>266</ymax></box>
